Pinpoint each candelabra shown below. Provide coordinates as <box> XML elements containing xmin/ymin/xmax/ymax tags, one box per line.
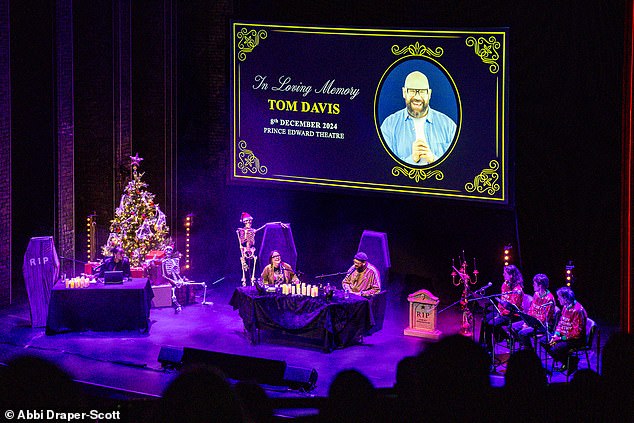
<box><xmin>451</xmin><ymin>254</ymin><xmax>479</xmax><ymax>336</ymax></box>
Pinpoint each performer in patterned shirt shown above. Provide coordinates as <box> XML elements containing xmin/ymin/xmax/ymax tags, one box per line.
<box><xmin>511</xmin><ymin>273</ymin><xmax>555</xmax><ymax>349</ymax></box>
<box><xmin>341</xmin><ymin>252</ymin><xmax>381</xmax><ymax>296</ymax></box>
<box><xmin>480</xmin><ymin>264</ymin><xmax>524</xmax><ymax>354</ymax></box>
<box><xmin>260</xmin><ymin>250</ymin><xmax>299</xmax><ymax>286</ymax></box>
<box><xmin>544</xmin><ymin>286</ymin><xmax>587</xmax><ymax>373</ymax></box>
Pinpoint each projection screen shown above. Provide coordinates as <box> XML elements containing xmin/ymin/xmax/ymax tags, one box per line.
<box><xmin>230</xmin><ymin>22</ymin><xmax>510</xmax><ymax>204</ymax></box>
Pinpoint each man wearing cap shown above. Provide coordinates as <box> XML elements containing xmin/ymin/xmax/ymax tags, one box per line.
<box><xmin>380</xmin><ymin>71</ymin><xmax>456</xmax><ymax>165</ymax></box>
<box><xmin>342</xmin><ymin>252</ymin><xmax>381</xmax><ymax>296</ymax></box>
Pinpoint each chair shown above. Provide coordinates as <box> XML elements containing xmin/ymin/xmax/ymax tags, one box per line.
<box><xmin>550</xmin><ymin>318</ymin><xmax>599</xmax><ymax>382</ymax></box>
<box><xmin>535</xmin><ymin>305</ymin><xmax>560</xmax><ymax>362</ymax></box>
<box><xmin>259</xmin><ymin>223</ymin><xmax>297</xmax><ymax>270</ymax></box>
<box><xmin>357</xmin><ymin>230</ymin><xmax>391</xmax><ymax>287</ymax></box>
<box><xmin>521</xmin><ymin>293</ymin><xmax>533</xmax><ymax>313</ymax></box>
<box><xmin>505</xmin><ymin>294</ymin><xmax>533</xmax><ymax>354</ymax></box>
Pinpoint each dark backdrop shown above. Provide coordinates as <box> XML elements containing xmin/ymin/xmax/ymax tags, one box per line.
<box><xmin>9</xmin><ymin>0</ymin><xmax>624</xmax><ymax>322</ymax></box>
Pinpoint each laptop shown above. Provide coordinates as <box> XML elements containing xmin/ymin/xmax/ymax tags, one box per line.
<box><xmin>104</xmin><ymin>271</ymin><xmax>124</xmax><ymax>284</ymax></box>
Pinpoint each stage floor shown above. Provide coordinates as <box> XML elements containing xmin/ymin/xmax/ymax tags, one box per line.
<box><xmin>0</xmin><ymin>280</ymin><xmax>614</xmax><ymax>399</ymax></box>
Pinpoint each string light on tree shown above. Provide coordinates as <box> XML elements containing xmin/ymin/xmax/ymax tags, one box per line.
<box><xmin>101</xmin><ymin>154</ymin><xmax>170</xmax><ymax>266</ymax></box>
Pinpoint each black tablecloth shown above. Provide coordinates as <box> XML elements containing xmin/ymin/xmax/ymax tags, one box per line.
<box><xmin>229</xmin><ymin>286</ymin><xmax>386</xmax><ymax>350</ymax></box>
<box><xmin>46</xmin><ymin>278</ymin><xmax>153</xmax><ymax>334</ymax></box>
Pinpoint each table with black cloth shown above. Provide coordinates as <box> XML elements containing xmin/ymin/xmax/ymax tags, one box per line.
<box><xmin>229</xmin><ymin>286</ymin><xmax>386</xmax><ymax>351</ymax></box>
<box><xmin>46</xmin><ymin>278</ymin><xmax>153</xmax><ymax>334</ymax></box>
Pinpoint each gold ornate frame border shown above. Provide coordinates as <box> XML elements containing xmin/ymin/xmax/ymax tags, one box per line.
<box><xmin>231</xmin><ymin>23</ymin><xmax>508</xmax><ymax>202</ymax></box>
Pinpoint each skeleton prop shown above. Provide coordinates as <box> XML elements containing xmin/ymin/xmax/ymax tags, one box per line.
<box><xmin>236</xmin><ymin>212</ymin><xmax>288</xmax><ymax>286</ymax></box>
<box><xmin>236</xmin><ymin>212</ymin><xmax>263</xmax><ymax>286</ymax></box>
<box><xmin>161</xmin><ymin>246</ymin><xmax>211</xmax><ymax>312</ymax></box>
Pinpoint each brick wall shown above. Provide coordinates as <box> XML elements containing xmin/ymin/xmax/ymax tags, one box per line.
<box><xmin>0</xmin><ymin>0</ymin><xmax>11</xmax><ymax>305</ymax></box>
<box><xmin>56</xmin><ymin>0</ymin><xmax>75</xmax><ymax>276</ymax></box>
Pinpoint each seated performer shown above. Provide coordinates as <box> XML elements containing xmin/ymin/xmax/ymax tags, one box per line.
<box><xmin>480</xmin><ymin>264</ymin><xmax>524</xmax><ymax>354</ymax></box>
<box><xmin>543</xmin><ymin>286</ymin><xmax>587</xmax><ymax>374</ymax></box>
<box><xmin>511</xmin><ymin>273</ymin><xmax>555</xmax><ymax>349</ymax></box>
<box><xmin>260</xmin><ymin>250</ymin><xmax>299</xmax><ymax>286</ymax></box>
<box><xmin>341</xmin><ymin>252</ymin><xmax>381</xmax><ymax>296</ymax></box>
<box><xmin>98</xmin><ymin>246</ymin><xmax>131</xmax><ymax>278</ymax></box>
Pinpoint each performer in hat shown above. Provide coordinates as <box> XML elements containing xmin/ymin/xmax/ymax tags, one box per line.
<box><xmin>341</xmin><ymin>252</ymin><xmax>381</xmax><ymax>296</ymax></box>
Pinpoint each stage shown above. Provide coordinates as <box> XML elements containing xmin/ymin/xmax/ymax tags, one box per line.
<box><xmin>0</xmin><ymin>277</ymin><xmax>613</xmax><ymax>402</ymax></box>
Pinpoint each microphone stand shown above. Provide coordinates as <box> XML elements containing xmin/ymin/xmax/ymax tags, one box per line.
<box><xmin>477</xmin><ymin>293</ymin><xmax>515</xmax><ymax>372</ymax></box>
<box><xmin>314</xmin><ymin>271</ymin><xmax>349</xmax><ymax>279</ymax></box>
<box><xmin>59</xmin><ymin>256</ymin><xmax>90</xmax><ymax>278</ymax></box>
<box><xmin>437</xmin><ymin>292</ymin><xmax>503</xmax><ymax>314</ymax></box>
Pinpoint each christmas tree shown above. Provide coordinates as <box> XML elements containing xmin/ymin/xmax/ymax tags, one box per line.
<box><xmin>101</xmin><ymin>153</ymin><xmax>170</xmax><ymax>267</ymax></box>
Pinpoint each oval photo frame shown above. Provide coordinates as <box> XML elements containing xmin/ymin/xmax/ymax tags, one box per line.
<box><xmin>375</xmin><ymin>58</ymin><xmax>461</xmax><ymax>168</ymax></box>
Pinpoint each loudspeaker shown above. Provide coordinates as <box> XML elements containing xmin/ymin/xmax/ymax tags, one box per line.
<box><xmin>182</xmin><ymin>348</ymin><xmax>287</xmax><ymax>386</ymax></box>
<box><xmin>177</xmin><ymin>347</ymin><xmax>318</xmax><ymax>390</ymax></box>
<box><xmin>283</xmin><ymin>366</ymin><xmax>318</xmax><ymax>391</ymax></box>
<box><xmin>158</xmin><ymin>345</ymin><xmax>184</xmax><ymax>369</ymax></box>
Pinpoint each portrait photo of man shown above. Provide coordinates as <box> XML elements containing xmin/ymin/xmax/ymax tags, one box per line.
<box><xmin>380</xmin><ymin>69</ymin><xmax>457</xmax><ymax>166</ymax></box>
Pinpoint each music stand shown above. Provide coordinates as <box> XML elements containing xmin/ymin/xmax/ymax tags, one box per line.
<box><xmin>516</xmin><ymin>310</ymin><xmax>550</xmax><ymax>354</ymax></box>
<box><xmin>517</xmin><ymin>311</ymin><xmax>547</xmax><ymax>334</ymax></box>
<box><xmin>471</xmin><ymin>293</ymin><xmax>506</xmax><ymax>372</ymax></box>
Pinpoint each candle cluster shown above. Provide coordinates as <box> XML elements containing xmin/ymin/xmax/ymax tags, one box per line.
<box><xmin>65</xmin><ymin>275</ymin><xmax>91</xmax><ymax>289</ymax></box>
<box><xmin>280</xmin><ymin>282</ymin><xmax>319</xmax><ymax>297</ymax></box>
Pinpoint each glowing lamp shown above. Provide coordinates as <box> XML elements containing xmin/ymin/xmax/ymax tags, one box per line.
<box><xmin>565</xmin><ymin>260</ymin><xmax>575</xmax><ymax>287</ymax></box>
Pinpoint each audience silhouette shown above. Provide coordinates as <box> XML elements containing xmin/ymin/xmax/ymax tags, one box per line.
<box><xmin>234</xmin><ymin>380</ymin><xmax>274</xmax><ymax>423</ymax></box>
<box><xmin>158</xmin><ymin>364</ymin><xmax>245</xmax><ymax>423</ymax></box>
<box><xmin>320</xmin><ymin>369</ymin><xmax>379</xmax><ymax>423</ymax></box>
<box><xmin>0</xmin><ymin>355</ymin><xmax>85</xmax><ymax>410</ymax></box>
<box><xmin>599</xmin><ymin>332</ymin><xmax>634</xmax><ymax>421</ymax></box>
<box><xmin>2</xmin><ymin>331</ymin><xmax>631</xmax><ymax>422</ymax></box>
<box><xmin>501</xmin><ymin>349</ymin><xmax>548</xmax><ymax>422</ymax></box>
<box><xmin>410</xmin><ymin>335</ymin><xmax>492</xmax><ymax>422</ymax></box>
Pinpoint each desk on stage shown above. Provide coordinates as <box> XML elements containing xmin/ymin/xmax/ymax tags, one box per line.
<box><xmin>229</xmin><ymin>286</ymin><xmax>386</xmax><ymax>351</ymax></box>
<box><xmin>46</xmin><ymin>278</ymin><xmax>153</xmax><ymax>335</ymax></box>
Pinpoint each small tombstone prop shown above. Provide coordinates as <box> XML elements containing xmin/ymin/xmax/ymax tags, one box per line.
<box><xmin>404</xmin><ymin>289</ymin><xmax>442</xmax><ymax>340</ymax></box>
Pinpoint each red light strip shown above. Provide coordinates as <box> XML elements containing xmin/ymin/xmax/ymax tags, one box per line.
<box><xmin>624</xmin><ymin>0</ymin><xmax>634</xmax><ymax>333</ymax></box>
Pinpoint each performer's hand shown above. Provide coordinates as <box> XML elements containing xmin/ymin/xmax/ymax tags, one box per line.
<box><xmin>412</xmin><ymin>139</ymin><xmax>436</xmax><ymax>164</ymax></box>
